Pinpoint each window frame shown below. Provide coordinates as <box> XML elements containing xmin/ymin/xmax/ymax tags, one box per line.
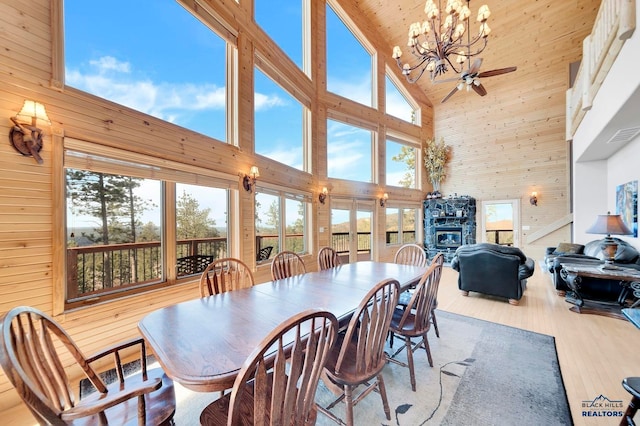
<box><xmin>384</xmin><ymin>67</ymin><xmax>420</xmax><ymax>125</ymax></box>
<box><xmin>253</xmin><ymin>58</ymin><xmax>312</xmax><ymax>172</ymax></box>
<box><xmin>54</xmin><ymin>0</ymin><xmax>239</xmax><ymax>145</ymax></box>
<box><xmin>326</xmin><ymin>115</ymin><xmax>378</xmax><ymax>184</ymax></box>
<box><xmin>385</xmin><ymin>204</ymin><xmax>422</xmax><ymax>246</ymax></box>
<box><xmin>59</xmin><ymin>137</ymin><xmax>238</xmax><ymax>311</ymax></box>
<box><xmin>325</xmin><ymin>0</ymin><xmax>377</xmax><ymax>108</ymax></box>
<box><xmin>254</xmin><ymin>185</ymin><xmax>311</xmax><ymax>258</ymax></box>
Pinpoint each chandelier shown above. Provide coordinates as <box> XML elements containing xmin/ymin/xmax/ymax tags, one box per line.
<box><xmin>392</xmin><ymin>0</ymin><xmax>492</xmax><ymax>82</ymax></box>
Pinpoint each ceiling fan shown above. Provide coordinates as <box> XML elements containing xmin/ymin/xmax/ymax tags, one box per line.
<box><xmin>437</xmin><ymin>58</ymin><xmax>517</xmax><ymax>103</ymax></box>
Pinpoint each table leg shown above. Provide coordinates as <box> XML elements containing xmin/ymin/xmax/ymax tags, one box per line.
<box><xmin>560</xmin><ymin>269</ymin><xmax>584</xmax><ymax>309</ymax></box>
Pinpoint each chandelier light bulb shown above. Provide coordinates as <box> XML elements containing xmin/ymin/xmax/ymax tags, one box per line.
<box><xmin>477</xmin><ymin>5</ymin><xmax>491</xmax><ymax>21</ymax></box>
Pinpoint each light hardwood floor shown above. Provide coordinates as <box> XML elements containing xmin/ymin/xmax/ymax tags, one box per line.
<box><xmin>3</xmin><ymin>262</ymin><xmax>638</xmax><ymax>425</ymax></box>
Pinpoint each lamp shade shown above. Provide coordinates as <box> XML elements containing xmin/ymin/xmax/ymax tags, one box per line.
<box><xmin>15</xmin><ymin>100</ymin><xmax>51</xmax><ymax>125</ymax></box>
<box><xmin>586</xmin><ymin>213</ymin><xmax>632</xmax><ymax>236</ymax></box>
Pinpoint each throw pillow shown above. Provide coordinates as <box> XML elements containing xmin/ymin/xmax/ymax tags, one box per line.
<box><xmin>552</xmin><ymin>242</ymin><xmax>584</xmax><ymax>255</ymax></box>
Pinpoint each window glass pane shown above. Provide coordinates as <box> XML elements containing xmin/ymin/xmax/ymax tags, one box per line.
<box><xmin>385</xmin><ymin>208</ymin><xmax>399</xmax><ymax>245</ymax></box>
<box><xmin>66</xmin><ymin>169</ymin><xmax>162</xmax><ymax>300</ymax></box>
<box><xmin>255</xmin><ymin>0</ymin><xmax>303</xmax><ymax>70</ymax></box>
<box><xmin>327</xmin><ymin>120</ymin><xmax>372</xmax><ymax>182</ymax></box>
<box><xmin>175</xmin><ymin>184</ymin><xmax>228</xmax><ymax>277</ymax></box>
<box><xmin>385</xmin><ymin>75</ymin><xmax>416</xmax><ymax>123</ymax></box>
<box><xmin>326</xmin><ymin>3</ymin><xmax>372</xmax><ymax>107</ymax></box>
<box><xmin>255</xmin><ymin>192</ymin><xmax>281</xmax><ymax>256</ymax></box>
<box><xmin>64</xmin><ymin>0</ymin><xmax>227</xmax><ymax>141</ymax></box>
<box><xmin>255</xmin><ymin>68</ymin><xmax>305</xmax><ymax>171</ymax></box>
<box><xmin>402</xmin><ymin>208</ymin><xmax>418</xmax><ymax>243</ymax></box>
<box><xmin>386</xmin><ymin>139</ymin><xmax>417</xmax><ymax>189</ymax></box>
<box><xmin>285</xmin><ymin>198</ymin><xmax>305</xmax><ymax>253</ymax></box>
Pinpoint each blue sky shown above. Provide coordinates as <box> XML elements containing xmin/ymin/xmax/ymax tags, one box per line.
<box><xmin>64</xmin><ymin>0</ymin><xmax>416</xmax><ymax>227</ymax></box>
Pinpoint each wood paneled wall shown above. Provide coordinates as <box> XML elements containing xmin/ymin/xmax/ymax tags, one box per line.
<box><xmin>0</xmin><ymin>0</ymin><xmax>599</xmax><ymax>414</ymax></box>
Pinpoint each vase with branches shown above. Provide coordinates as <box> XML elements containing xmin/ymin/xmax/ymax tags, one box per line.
<box><xmin>424</xmin><ymin>137</ymin><xmax>450</xmax><ymax>195</ymax></box>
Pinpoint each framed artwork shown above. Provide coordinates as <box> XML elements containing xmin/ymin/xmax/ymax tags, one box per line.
<box><xmin>616</xmin><ymin>180</ymin><xmax>638</xmax><ymax>237</ymax></box>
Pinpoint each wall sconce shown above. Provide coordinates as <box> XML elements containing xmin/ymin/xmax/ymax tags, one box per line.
<box><xmin>379</xmin><ymin>193</ymin><xmax>389</xmax><ymax>207</ymax></box>
<box><xmin>529</xmin><ymin>191</ymin><xmax>538</xmax><ymax>206</ymax></box>
<box><xmin>319</xmin><ymin>187</ymin><xmax>328</xmax><ymax>204</ymax></box>
<box><xmin>242</xmin><ymin>166</ymin><xmax>260</xmax><ymax>192</ymax></box>
<box><xmin>9</xmin><ymin>100</ymin><xmax>51</xmax><ymax>164</ymax></box>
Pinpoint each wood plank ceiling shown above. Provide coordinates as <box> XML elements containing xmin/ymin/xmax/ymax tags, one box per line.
<box><xmin>351</xmin><ymin>0</ymin><xmax>599</xmax><ymax>106</ymax></box>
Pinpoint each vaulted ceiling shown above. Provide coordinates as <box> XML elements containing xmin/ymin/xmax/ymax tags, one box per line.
<box><xmin>351</xmin><ymin>0</ymin><xmax>599</xmax><ymax>109</ymax></box>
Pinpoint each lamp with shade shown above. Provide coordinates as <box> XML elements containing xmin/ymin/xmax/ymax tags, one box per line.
<box><xmin>9</xmin><ymin>100</ymin><xmax>51</xmax><ymax>164</ymax></box>
<box><xmin>586</xmin><ymin>211</ymin><xmax>633</xmax><ymax>268</ymax></box>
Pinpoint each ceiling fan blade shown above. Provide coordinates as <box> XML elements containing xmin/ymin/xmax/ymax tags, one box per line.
<box><xmin>441</xmin><ymin>86</ymin><xmax>460</xmax><ymax>103</ymax></box>
<box><xmin>468</xmin><ymin>58</ymin><xmax>483</xmax><ymax>75</ymax></box>
<box><xmin>477</xmin><ymin>66</ymin><xmax>517</xmax><ymax>78</ymax></box>
<box><xmin>472</xmin><ymin>83</ymin><xmax>488</xmax><ymax>96</ymax></box>
<box><xmin>433</xmin><ymin>75</ymin><xmax>463</xmax><ymax>84</ymax></box>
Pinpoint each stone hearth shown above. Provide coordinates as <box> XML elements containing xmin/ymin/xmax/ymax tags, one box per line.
<box><xmin>423</xmin><ymin>196</ymin><xmax>476</xmax><ymax>262</ymax></box>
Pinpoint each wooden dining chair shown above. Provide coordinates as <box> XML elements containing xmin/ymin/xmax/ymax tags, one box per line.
<box><xmin>318</xmin><ymin>246</ymin><xmax>340</xmax><ymax>270</ymax></box>
<box><xmin>393</xmin><ymin>243</ymin><xmax>427</xmax><ymax>268</ymax></box>
<box><xmin>200</xmin><ymin>257</ymin><xmax>255</xmax><ymax>297</ymax></box>
<box><xmin>271</xmin><ymin>250</ymin><xmax>307</xmax><ymax>280</ymax></box>
<box><xmin>0</xmin><ymin>306</ymin><xmax>176</xmax><ymax>425</ymax></box>
<box><xmin>429</xmin><ymin>253</ymin><xmax>445</xmax><ymax>337</ymax></box>
<box><xmin>317</xmin><ymin>278</ymin><xmax>400</xmax><ymax>426</ymax></box>
<box><xmin>199</xmin><ymin>309</ymin><xmax>339</xmax><ymax>426</ymax></box>
<box><xmin>387</xmin><ymin>254</ymin><xmax>444</xmax><ymax>391</ymax></box>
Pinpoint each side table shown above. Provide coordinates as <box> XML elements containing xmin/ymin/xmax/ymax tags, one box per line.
<box><xmin>560</xmin><ymin>263</ymin><xmax>640</xmax><ymax>319</ymax></box>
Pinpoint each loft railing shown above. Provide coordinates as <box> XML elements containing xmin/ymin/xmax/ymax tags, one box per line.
<box><xmin>566</xmin><ymin>0</ymin><xmax>636</xmax><ymax>140</ymax></box>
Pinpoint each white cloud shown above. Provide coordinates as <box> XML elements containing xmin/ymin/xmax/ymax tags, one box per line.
<box><xmin>66</xmin><ymin>56</ymin><xmax>226</xmax><ymax>124</ymax></box>
<box><xmin>327</xmin><ymin>77</ymin><xmax>372</xmax><ymax>106</ymax></box>
<box><xmin>89</xmin><ymin>56</ymin><xmax>131</xmax><ymax>73</ymax></box>
<box><xmin>254</xmin><ymin>92</ymin><xmax>287</xmax><ymax>111</ymax></box>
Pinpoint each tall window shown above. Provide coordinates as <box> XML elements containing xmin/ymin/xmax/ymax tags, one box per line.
<box><xmin>63</xmin><ymin>0</ymin><xmax>228</xmax><ymax>141</ymax></box>
<box><xmin>327</xmin><ymin>119</ymin><xmax>373</xmax><ymax>182</ymax></box>
<box><xmin>255</xmin><ymin>190</ymin><xmax>309</xmax><ymax>256</ymax></box>
<box><xmin>385</xmin><ymin>75</ymin><xmax>417</xmax><ymax>123</ymax></box>
<box><xmin>254</xmin><ymin>67</ymin><xmax>307</xmax><ymax>171</ymax></box>
<box><xmin>175</xmin><ymin>184</ymin><xmax>229</xmax><ymax>277</ymax></box>
<box><xmin>255</xmin><ymin>0</ymin><xmax>306</xmax><ymax>72</ymax></box>
<box><xmin>326</xmin><ymin>2</ymin><xmax>373</xmax><ymax>107</ymax></box>
<box><xmin>386</xmin><ymin>138</ymin><xmax>418</xmax><ymax>189</ymax></box>
<box><xmin>385</xmin><ymin>207</ymin><xmax>419</xmax><ymax>245</ymax></box>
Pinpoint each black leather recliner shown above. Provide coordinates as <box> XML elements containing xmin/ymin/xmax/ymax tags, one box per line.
<box><xmin>450</xmin><ymin>243</ymin><xmax>535</xmax><ymax>305</ymax></box>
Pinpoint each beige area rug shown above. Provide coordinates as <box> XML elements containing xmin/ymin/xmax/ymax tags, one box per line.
<box><xmin>173</xmin><ymin>310</ymin><xmax>571</xmax><ymax>425</ymax></box>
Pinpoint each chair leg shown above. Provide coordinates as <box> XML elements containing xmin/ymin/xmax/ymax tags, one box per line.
<box><xmin>376</xmin><ymin>374</ymin><xmax>392</xmax><ymax>421</ymax></box>
<box><xmin>421</xmin><ymin>333</ymin><xmax>433</xmax><ymax>367</ymax></box>
<box><xmin>622</xmin><ymin>395</ymin><xmax>640</xmax><ymax>425</ymax></box>
<box><xmin>344</xmin><ymin>385</ymin><xmax>354</xmax><ymax>426</ymax></box>
<box><xmin>404</xmin><ymin>336</ymin><xmax>416</xmax><ymax>392</ymax></box>
<box><xmin>431</xmin><ymin>309</ymin><xmax>440</xmax><ymax>338</ymax></box>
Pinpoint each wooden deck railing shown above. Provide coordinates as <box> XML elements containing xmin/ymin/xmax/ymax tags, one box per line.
<box><xmin>67</xmin><ymin>231</ymin><xmax>417</xmax><ymax>299</ymax></box>
<box><xmin>67</xmin><ymin>237</ymin><xmax>228</xmax><ymax>299</ymax></box>
<box><xmin>566</xmin><ymin>0</ymin><xmax>636</xmax><ymax>140</ymax></box>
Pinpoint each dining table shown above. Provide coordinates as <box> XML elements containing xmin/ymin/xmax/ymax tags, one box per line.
<box><xmin>138</xmin><ymin>261</ymin><xmax>427</xmax><ymax>393</ymax></box>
